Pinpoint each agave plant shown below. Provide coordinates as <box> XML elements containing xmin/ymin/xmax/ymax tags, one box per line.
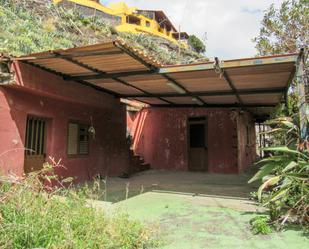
<box><xmin>249</xmin><ymin>116</ymin><xmax>309</xmax><ymax>228</ymax></box>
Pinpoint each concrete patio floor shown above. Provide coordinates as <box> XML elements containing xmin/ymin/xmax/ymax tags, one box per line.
<box><xmin>103</xmin><ymin>170</ymin><xmax>259</xmax><ymax>203</ymax></box>
<box><xmin>116</xmin><ymin>191</ymin><xmax>309</xmax><ymax>249</ymax></box>
<box><xmin>94</xmin><ymin>170</ymin><xmax>309</xmax><ymax>249</ymax></box>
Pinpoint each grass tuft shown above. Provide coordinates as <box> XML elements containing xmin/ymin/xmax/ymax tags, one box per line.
<box><xmin>250</xmin><ymin>216</ymin><xmax>273</xmax><ymax>235</ymax></box>
<box><xmin>0</xmin><ymin>162</ymin><xmax>160</xmax><ymax>249</ymax></box>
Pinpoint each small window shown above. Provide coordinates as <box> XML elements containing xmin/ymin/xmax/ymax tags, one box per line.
<box><xmin>126</xmin><ymin>15</ymin><xmax>141</xmax><ymax>25</ymax></box>
<box><xmin>25</xmin><ymin>116</ymin><xmax>46</xmax><ymax>156</ymax></box>
<box><xmin>67</xmin><ymin>122</ymin><xmax>89</xmax><ymax>156</ymax></box>
<box><xmin>146</xmin><ymin>21</ymin><xmax>151</xmax><ymax>27</ymax></box>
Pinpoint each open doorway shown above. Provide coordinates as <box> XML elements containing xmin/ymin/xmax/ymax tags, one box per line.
<box><xmin>188</xmin><ymin>117</ymin><xmax>208</xmax><ymax>172</ymax></box>
<box><xmin>24</xmin><ymin>116</ymin><xmax>47</xmax><ymax>173</ymax></box>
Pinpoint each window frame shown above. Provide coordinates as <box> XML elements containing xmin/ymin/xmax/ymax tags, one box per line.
<box><xmin>67</xmin><ymin>121</ymin><xmax>90</xmax><ymax>157</ymax></box>
<box><xmin>25</xmin><ymin>115</ymin><xmax>47</xmax><ymax>157</ymax></box>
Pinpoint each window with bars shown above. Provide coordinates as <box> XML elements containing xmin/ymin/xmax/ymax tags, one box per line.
<box><xmin>67</xmin><ymin>122</ymin><xmax>89</xmax><ymax>156</ymax></box>
<box><xmin>25</xmin><ymin>117</ymin><xmax>46</xmax><ymax>156</ymax></box>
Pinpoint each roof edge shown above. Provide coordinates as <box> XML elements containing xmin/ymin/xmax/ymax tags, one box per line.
<box><xmin>159</xmin><ymin>53</ymin><xmax>299</xmax><ymax>74</ymax></box>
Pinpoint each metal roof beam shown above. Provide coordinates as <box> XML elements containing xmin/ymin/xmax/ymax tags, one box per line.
<box><xmin>52</xmin><ymin>51</ymin><xmax>104</xmax><ymax>74</ymax></box>
<box><xmin>54</xmin><ymin>47</ymin><xmax>172</xmax><ymax>104</ymax></box>
<box><xmin>18</xmin><ymin>50</ymin><xmax>124</xmax><ymax>61</ymax></box>
<box><xmin>113</xmin><ymin>77</ymin><xmax>174</xmax><ymax>105</ymax></box>
<box><xmin>51</xmin><ymin>51</ymin><xmax>172</xmax><ymax>104</ymax></box>
<box><xmin>222</xmin><ymin>71</ymin><xmax>245</xmax><ymax>104</ymax></box>
<box><xmin>159</xmin><ymin>54</ymin><xmax>298</xmax><ymax>74</ymax></box>
<box><xmin>215</xmin><ymin>57</ymin><xmax>245</xmax><ymax>107</ymax></box>
<box><xmin>64</xmin><ymin>70</ymin><xmax>156</xmax><ymax>81</ymax></box>
<box><xmin>114</xmin><ymin>41</ymin><xmax>158</xmax><ymax>71</ymax></box>
<box><xmin>22</xmin><ymin>61</ymin><xmax>120</xmax><ymax>97</ymax></box>
<box><xmin>161</xmin><ymin>74</ymin><xmax>207</xmax><ymax>105</ymax></box>
<box><xmin>123</xmin><ymin>87</ymin><xmax>285</xmax><ymax>98</ymax></box>
<box><xmin>149</xmin><ymin>104</ymin><xmax>277</xmax><ymax>108</ymax></box>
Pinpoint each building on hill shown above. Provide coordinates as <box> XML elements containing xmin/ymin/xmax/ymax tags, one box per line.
<box><xmin>53</xmin><ymin>0</ymin><xmax>122</xmax><ymax>25</ymax></box>
<box><xmin>53</xmin><ymin>0</ymin><xmax>189</xmax><ymax>47</ymax></box>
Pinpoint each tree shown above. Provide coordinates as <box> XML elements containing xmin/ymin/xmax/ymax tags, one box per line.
<box><xmin>249</xmin><ymin>1</ymin><xmax>309</xmax><ymax>232</ymax></box>
<box><xmin>254</xmin><ymin>0</ymin><xmax>309</xmax><ymax>56</ymax></box>
<box><xmin>254</xmin><ymin>0</ymin><xmax>308</xmax><ymax>118</ymax></box>
<box><xmin>188</xmin><ymin>35</ymin><xmax>206</xmax><ymax>54</ymax></box>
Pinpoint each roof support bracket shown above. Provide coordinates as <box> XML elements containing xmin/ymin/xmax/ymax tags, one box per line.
<box><xmin>214</xmin><ymin>57</ymin><xmax>245</xmax><ymax>107</ymax></box>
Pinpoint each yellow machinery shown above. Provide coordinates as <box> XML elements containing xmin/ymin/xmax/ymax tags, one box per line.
<box><xmin>53</xmin><ymin>0</ymin><xmax>188</xmax><ymax>47</ymax></box>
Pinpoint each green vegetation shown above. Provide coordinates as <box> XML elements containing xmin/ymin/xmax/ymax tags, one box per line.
<box><xmin>0</xmin><ymin>163</ymin><xmax>160</xmax><ymax>249</ymax></box>
<box><xmin>118</xmin><ymin>191</ymin><xmax>309</xmax><ymax>249</ymax></box>
<box><xmin>254</xmin><ymin>0</ymin><xmax>309</xmax><ymax>56</ymax></box>
<box><xmin>188</xmin><ymin>35</ymin><xmax>206</xmax><ymax>54</ymax></box>
<box><xmin>249</xmin><ymin>117</ymin><xmax>309</xmax><ymax>231</ymax></box>
<box><xmin>254</xmin><ymin>0</ymin><xmax>308</xmax><ymax>117</ymax></box>
<box><xmin>250</xmin><ymin>216</ymin><xmax>273</xmax><ymax>235</ymax></box>
<box><xmin>250</xmin><ymin>0</ymin><xmax>308</xmax><ymax>233</ymax></box>
<box><xmin>0</xmin><ymin>0</ymin><xmax>206</xmax><ymax>64</ymax></box>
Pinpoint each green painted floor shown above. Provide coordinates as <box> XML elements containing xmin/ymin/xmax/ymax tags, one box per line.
<box><xmin>116</xmin><ymin>192</ymin><xmax>309</xmax><ymax>249</ymax></box>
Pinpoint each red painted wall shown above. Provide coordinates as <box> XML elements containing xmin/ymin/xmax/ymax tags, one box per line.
<box><xmin>128</xmin><ymin>108</ymin><xmax>243</xmax><ymax>173</ymax></box>
<box><xmin>0</xmin><ymin>62</ymin><xmax>128</xmax><ymax>181</ymax></box>
<box><xmin>237</xmin><ymin>112</ymin><xmax>257</xmax><ymax>173</ymax></box>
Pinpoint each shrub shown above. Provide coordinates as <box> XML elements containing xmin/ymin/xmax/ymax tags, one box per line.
<box><xmin>250</xmin><ymin>216</ymin><xmax>273</xmax><ymax>235</ymax></box>
<box><xmin>249</xmin><ymin>116</ymin><xmax>309</xmax><ymax>230</ymax></box>
<box><xmin>0</xmin><ymin>162</ymin><xmax>160</xmax><ymax>249</ymax></box>
<box><xmin>188</xmin><ymin>35</ymin><xmax>206</xmax><ymax>54</ymax></box>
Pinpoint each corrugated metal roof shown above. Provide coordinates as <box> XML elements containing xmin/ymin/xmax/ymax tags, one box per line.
<box><xmin>11</xmin><ymin>40</ymin><xmax>299</xmax><ymax>118</ymax></box>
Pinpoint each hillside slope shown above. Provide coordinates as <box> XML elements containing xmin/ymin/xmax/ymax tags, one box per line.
<box><xmin>0</xmin><ymin>0</ymin><xmax>207</xmax><ymax>65</ymax></box>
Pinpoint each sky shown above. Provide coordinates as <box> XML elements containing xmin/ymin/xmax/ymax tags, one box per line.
<box><xmin>101</xmin><ymin>0</ymin><xmax>285</xmax><ymax>59</ymax></box>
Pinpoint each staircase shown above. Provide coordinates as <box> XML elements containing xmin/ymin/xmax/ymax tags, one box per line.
<box><xmin>128</xmin><ymin>149</ymin><xmax>151</xmax><ymax>176</ymax></box>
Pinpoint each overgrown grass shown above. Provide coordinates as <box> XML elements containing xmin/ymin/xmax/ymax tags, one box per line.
<box><xmin>0</xmin><ymin>162</ymin><xmax>160</xmax><ymax>249</ymax></box>
<box><xmin>0</xmin><ymin>0</ymin><xmax>113</xmax><ymax>56</ymax></box>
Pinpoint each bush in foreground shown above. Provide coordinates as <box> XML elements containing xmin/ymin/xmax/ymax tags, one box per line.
<box><xmin>0</xmin><ymin>163</ymin><xmax>160</xmax><ymax>249</ymax></box>
<box><xmin>249</xmin><ymin>117</ymin><xmax>309</xmax><ymax>232</ymax></box>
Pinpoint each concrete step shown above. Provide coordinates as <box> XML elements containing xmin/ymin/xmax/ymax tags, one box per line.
<box><xmin>128</xmin><ymin>150</ymin><xmax>151</xmax><ymax>175</ymax></box>
<box><xmin>140</xmin><ymin>163</ymin><xmax>150</xmax><ymax>171</ymax></box>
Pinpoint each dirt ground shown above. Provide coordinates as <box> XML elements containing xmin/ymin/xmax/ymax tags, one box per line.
<box><xmin>103</xmin><ymin>169</ymin><xmax>259</xmax><ymax>203</ymax></box>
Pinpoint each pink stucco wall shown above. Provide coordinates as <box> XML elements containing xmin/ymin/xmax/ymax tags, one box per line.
<box><xmin>127</xmin><ymin>108</ymin><xmax>256</xmax><ymax>174</ymax></box>
<box><xmin>0</xmin><ymin>62</ymin><xmax>128</xmax><ymax>181</ymax></box>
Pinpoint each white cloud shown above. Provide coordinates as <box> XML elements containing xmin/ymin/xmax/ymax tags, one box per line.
<box><xmin>102</xmin><ymin>0</ymin><xmax>284</xmax><ymax>59</ymax></box>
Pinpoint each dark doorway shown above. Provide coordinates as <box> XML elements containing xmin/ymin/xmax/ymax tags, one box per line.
<box><xmin>24</xmin><ymin>116</ymin><xmax>47</xmax><ymax>173</ymax></box>
<box><xmin>188</xmin><ymin>117</ymin><xmax>208</xmax><ymax>171</ymax></box>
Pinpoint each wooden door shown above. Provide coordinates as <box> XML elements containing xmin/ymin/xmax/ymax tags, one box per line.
<box><xmin>24</xmin><ymin>116</ymin><xmax>47</xmax><ymax>174</ymax></box>
<box><xmin>188</xmin><ymin>117</ymin><xmax>208</xmax><ymax>172</ymax></box>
